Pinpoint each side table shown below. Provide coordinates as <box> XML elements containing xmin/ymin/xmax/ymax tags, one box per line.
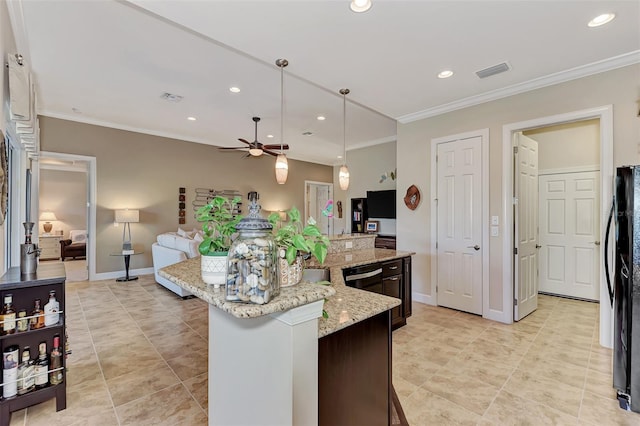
<box><xmin>109</xmin><ymin>251</ymin><xmax>143</xmax><ymax>282</ymax></box>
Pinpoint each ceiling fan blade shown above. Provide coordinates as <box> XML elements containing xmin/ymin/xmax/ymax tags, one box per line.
<box><xmin>218</xmin><ymin>146</ymin><xmax>247</xmax><ymax>150</ymax></box>
<box><xmin>238</xmin><ymin>138</ymin><xmax>252</xmax><ymax>145</ymax></box>
<box><xmin>263</xmin><ymin>144</ymin><xmax>289</xmax><ymax>150</ymax></box>
<box><xmin>262</xmin><ymin>149</ymin><xmax>280</xmax><ymax>157</ymax></box>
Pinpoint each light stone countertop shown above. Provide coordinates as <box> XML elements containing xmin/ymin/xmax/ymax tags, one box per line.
<box><xmin>159</xmin><ymin>248</ymin><xmax>414</xmax><ymax>337</ymax></box>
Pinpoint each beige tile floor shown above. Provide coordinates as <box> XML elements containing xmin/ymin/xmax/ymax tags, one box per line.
<box><xmin>7</xmin><ymin>275</ymin><xmax>640</xmax><ymax>425</ymax></box>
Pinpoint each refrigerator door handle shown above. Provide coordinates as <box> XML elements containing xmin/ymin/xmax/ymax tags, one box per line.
<box><xmin>604</xmin><ymin>198</ymin><xmax>615</xmax><ymax>307</ymax></box>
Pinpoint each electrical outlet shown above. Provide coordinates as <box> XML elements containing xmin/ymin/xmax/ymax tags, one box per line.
<box><xmin>491</xmin><ymin>226</ymin><xmax>499</xmax><ymax>237</ymax></box>
<box><xmin>345</xmin><ymin>241</ymin><xmax>353</xmax><ymax>249</ymax></box>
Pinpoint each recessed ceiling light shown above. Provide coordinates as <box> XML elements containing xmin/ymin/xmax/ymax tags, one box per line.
<box><xmin>350</xmin><ymin>0</ymin><xmax>372</xmax><ymax>13</ymax></box>
<box><xmin>267</xmin><ymin>134</ymin><xmax>274</xmax><ymax>138</ymax></box>
<box><xmin>317</xmin><ymin>115</ymin><xmax>326</xmax><ymax>121</ymax></box>
<box><xmin>337</xmin><ymin>155</ymin><xmax>343</xmax><ymax>159</ymax></box>
<box><xmin>588</xmin><ymin>13</ymin><xmax>615</xmax><ymax>27</ymax></box>
<box><xmin>229</xmin><ymin>86</ymin><xmax>241</xmax><ymax>93</ymax></box>
<box><xmin>438</xmin><ymin>70</ymin><xmax>454</xmax><ymax>79</ymax></box>
<box><xmin>187</xmin><ymin>116</ymin><xmax>197</xmax><ymax>121</ymax></box>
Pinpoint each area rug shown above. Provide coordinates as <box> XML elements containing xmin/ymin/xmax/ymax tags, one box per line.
<box><xmin>63</xmin><ymin>259</ymin><xmax>88</xmax><ymax>282</ymax></box>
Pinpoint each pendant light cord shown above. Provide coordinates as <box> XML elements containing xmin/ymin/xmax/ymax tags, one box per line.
<box><xmin>340</xmin><ymin>88</ymin><xmax>350</xmax><ymax>165</ymax></box>
<box><xmin>280</xmin><ymin>63</ymin><xmax>284</xmax><ymax>154</ymax></box>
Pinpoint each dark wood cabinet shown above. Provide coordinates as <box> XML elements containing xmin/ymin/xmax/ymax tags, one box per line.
<box><xmin>350</xmin><ymin>198</ymin><xmax>368</xmax><ymax>233</ymax></box>
<box><xmin>319</xmin><ymin>310</ymin><xmax>391</xmax><ymax>426</ymax></box>
<box><xmin>382</xmin><ymin>259</ymin><xmax>405</xmax><ymax>328</ymax></box>
<box><xmin>375</xmin><ymin>236</ymin><xmax>397</xmax><ymax>249</ymax></box>
<box><xmin>0</xmin><ymin>263</ymin><xmax>67</xmax><ymax>425</ymax></box>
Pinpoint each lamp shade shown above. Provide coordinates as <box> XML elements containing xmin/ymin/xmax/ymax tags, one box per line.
<box><xmin>339</xmin><ymin>165</ymin><xmax>350</xmax><ymax>190</ymax></box>
<box><xmin>114</xmin><ymin>209</ymin><xmax>139</xmax><ymax>223</ymax></box>
<box><xmin>39</xmin><ymin>211</ymin><xmax>58</xmax><ymax>222</ymax></box>
<box><xmin>275</xmin><ymin>154</ymin><xmax>289</xmax><ymax>184</ymax></box>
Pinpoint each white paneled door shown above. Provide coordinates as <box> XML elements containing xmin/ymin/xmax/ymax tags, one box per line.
<box><xmin>436</xmin><ymin>136</ymin><xmax>483</xmax><ymax>315</ymax></box>
<box><xmin>539</xmin><ymin>171</ymin><xmax>600</xmax><ymax>301</ymax></box>
<box><xmin>514</xmin><ymin>134</ymin><xmax>539</xmax><ymax>321</ymax></box>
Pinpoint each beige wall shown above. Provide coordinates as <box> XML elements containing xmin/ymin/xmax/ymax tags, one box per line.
<box><xmin>39</xmin><ymin>117</ymin><xmax>332</xmax><ymax>274</ymax></box>
<box><xmin>525</xmin><ymin>119</ymin><xmax>600</xmax><ymax>170</ymax></box>
<box><xmin>333</xmin><ymin>141</ymin><xmax>397</xmax><ymax>234</ymax></box>
<box><xmin>39</xmin><ymin>168</ymin><xmax>87</xmax><ymax>237</ymax></box>
<box><xmin>397</xmin><ymin>64</ymin><xmax>640</xmax><ymax>317</ymax></box>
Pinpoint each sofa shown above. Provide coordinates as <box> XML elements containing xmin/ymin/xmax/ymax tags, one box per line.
<box><xmin>152</xmin><ymin>229</ymin><xmax>202</xmax><ymax>297</ymax></box>
<box><xmin>60</xmin><ymin>229</ymin><xmax>87</xmax><ymax>261</ymax></box>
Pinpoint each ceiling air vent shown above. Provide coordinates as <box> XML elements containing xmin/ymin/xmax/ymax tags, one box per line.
<box><xmin>476</xmin><ymin>62</ymin><xmax>511</xmax><ymax>79</ymax></box>
<box><xmin>160</xmin><ymin>92</ymin><xmax>183</xmax><ymax>102</ymax></box>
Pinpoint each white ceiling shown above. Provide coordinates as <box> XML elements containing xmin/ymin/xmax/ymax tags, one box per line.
<box><xmin>9</xmin><ymin>0</ymin><xmax>640</xmax><ymax>166</ymax></box>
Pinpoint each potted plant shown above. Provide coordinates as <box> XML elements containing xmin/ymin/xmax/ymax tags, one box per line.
<box><xmin>196</xmin><ymin>195</ymin><xmax>242</xmax><ymax>287</ymax></box>
<box><xmin>268</xmin><ymin>206</ymin><xmax>330</xmax><ymax>287</ymax></box>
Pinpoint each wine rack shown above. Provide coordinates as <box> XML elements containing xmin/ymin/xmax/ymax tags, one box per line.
<box><xmin>0</xmin><ymin>263</ymin><xmax>67</xmax><ymax>425</ymax></box>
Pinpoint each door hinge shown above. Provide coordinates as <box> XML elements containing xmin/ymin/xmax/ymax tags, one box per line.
<box><xmin>513</xmin><ymin>146</ymin><xmax>518</xmax><ymax>154</ymax></box>
<box><xmin>435</xmin><ymin>155</ymin><xmax>438</xmax><ymax>162</ymax></box>
<box><xmin>436</xmin><ymin>285</ymin><xmax>438</xmax><ymax>292</ymax></box>
<box><xmin>514</xmin><ymin>298</ymin><xmax>518</xmax><ymax>306</ymax></box>
<box><xmin>514</xmin><ymin>247</ymin><xmax>518</xmax><ymax>255</ymax></box>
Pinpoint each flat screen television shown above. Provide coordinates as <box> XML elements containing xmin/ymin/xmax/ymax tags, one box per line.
<box><xmin>366</xmin><ymin>190</ymin><xmax>396</xmax><ymax>219</ymax></box>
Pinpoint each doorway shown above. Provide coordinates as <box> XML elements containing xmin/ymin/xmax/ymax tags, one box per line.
<box><xmin>305</xmin><ymin>181</ymin><xmax>333</xmax><ymax>235</ymax></box>
<box><xmin>430</xmin><ymin>129</ymin><xmax>489</xmax><ymax>316</ymax></box>
<box><xmin>38</xmin><ymin>152</ymin><xmax>97</xmax><ymax>281</ymax></box>
<box><xmin>502</xmin><ymin>105</ymin><xmax>613</xmax><ymax>347</ymax></box>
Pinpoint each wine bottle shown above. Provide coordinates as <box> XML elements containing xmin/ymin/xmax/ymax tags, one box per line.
<box><xmin>49</xmin><ymin>335</ymin><xmax>63</xmax><ymax>385</ymax></box>
<box><xmin>17</xmin><ymin>347</ymin><xmax>35</xmax><ymax>395</ymax></box>
<box><xmin>30</xmin><ymin>299</ymin><xmax>45</xmax><ymax>330</ymax></box>
<box><xmin>1</xmin><ymin>294</ymin><xmax>17</xmax><ymax>335</ymax></box>
<box><xmin>2</xmin><ymin>345</ymin><xmax>19</xmax><ymax>398</ymax></box>
<box><xmin>34</xmin><ymin>342</ymin><xmax>49</xmax><ymax>389</ymax></box>
<box><xmin>44</xmin><ymin>290</ymin><xmax>60</xmax><ymax>327</ymax></box>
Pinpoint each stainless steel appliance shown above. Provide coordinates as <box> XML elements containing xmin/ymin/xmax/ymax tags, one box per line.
<box><xmin>605</xmin><ymin>165</ymin><xmax>640</xmax><ymax>412</ymax></box>
<box><xmin>343</xmin><ymin>263</ymin><xmax>383</xmax><ymax>292</ymax></box>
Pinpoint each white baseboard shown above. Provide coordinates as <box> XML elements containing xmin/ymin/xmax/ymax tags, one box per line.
<box><xmin>413</xmin><ymin>292</ymin><xmax>436</xmax><ymax>306</ymax></box>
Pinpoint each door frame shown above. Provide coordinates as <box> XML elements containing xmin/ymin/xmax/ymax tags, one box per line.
<box><xmin>39</xmin><ymin>151</ymin><xmax>97</xmax><ymax>281</ymax></box>
<box><xmin>501</xmin><ymin>105</ymin><xmax>613</xmax><ymax>346</ymax></box>
<box><xmin>304</xmin><ymin>180</ymin><xmax>334</xmax><ymax>235</ymax></box>
<box><xmin>430</xmin><ymin>129</ymin><xmax>489</xmax><ymax>315</ymax></box>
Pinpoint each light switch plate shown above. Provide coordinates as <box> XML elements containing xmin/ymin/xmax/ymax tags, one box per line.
<box><xmin>491</xmin><ymin>216</ymin><xmax>499</xmax><ymax>226</ymax></box>
<box><xmin>491</xmin><ymin>226</ymin><xmax>499</xmax><ymax>237</ymax></box>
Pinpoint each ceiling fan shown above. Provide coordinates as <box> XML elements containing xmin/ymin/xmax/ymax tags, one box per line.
<box><xmin>219</xmin><ymin>116</ymin><xmax>289</xmax><ymax>157</ymax></box>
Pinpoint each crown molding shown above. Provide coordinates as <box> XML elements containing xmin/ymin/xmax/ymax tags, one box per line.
<box><xmin>397</xmin><ymin>50</ymin><xmax>640</xmax><ymax>124</ymax></box>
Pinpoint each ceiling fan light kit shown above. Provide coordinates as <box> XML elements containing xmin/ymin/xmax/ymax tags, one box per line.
<box><xmin>275</xmin><ymin>58</ymin><xmax>289</xmax><ymax>185</ymax></box>
<box><xmin>339</xmin><ymin>88</ymin><xmax>350</xmax><ymax>191</ymax></box>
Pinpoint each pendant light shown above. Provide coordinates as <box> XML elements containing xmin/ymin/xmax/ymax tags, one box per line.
<box><xmin>339</xmin><ymin>88</ymin><xmax>350</xmax><ymax>191</ymax></box>
<box><xmin>275</xmin><ymin>59</ymin><xmax>289</xmax><ymax>185</ymax></box>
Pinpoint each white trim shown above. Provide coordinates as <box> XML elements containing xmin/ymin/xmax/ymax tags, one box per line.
<box><xmin>538</xmin><ymin>165</ymin><xmax>600</xmax><ymax>176</ymax></box>
<box><xmin>94</xmin><ymin>267</ymin><xmax>154</xmax><ymax>282</ymax></box>
<box><xmin>270</xmin><ymin>300</ymin><xmax>324</xmax><ymax>325</ymax></box>
<box><xmin>304</xmin><ymin>180</ymin><xmax>334</xmax><ymax>235</ymax></box>
<box><xmin>502</xmin><ymin>106</ymin><xmax>613</xmax><ymax>344</ymax></box>
<box><xmin>430</xmin><ymin>129</ymin><xmax>490</xmax><ymax>318</ymax></box>
<box><xmin>398</xmin><ymin>51</ymin><xmax>639</xmax><ymax>124</ymax></box>
<box><xmin>413</xmin><ymin>291</ymin><xmax>435</xmax><ymax>306</ymax></box>
<box><xmin>39</xmin><ymin>151</ymin><xmax>98</xmax><ymax>281</ymax></box>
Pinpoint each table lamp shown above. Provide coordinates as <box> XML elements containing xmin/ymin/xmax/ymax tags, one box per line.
<box><xmin>39</xmin><ymin>211</ymin><xmax>58</xmax><ymax>234</ymax></box>
<box><xmin>114</xmin><ymin>209</ymin><xmax>139</xmax><ymax>251</ymax></box>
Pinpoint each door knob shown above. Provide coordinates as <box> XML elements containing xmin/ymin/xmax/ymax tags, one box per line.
<box><xmin>535</xmin><ymin>244</ymin><xmax>542</xmax><ymax>249</ymax></box>
<box><xmin>467</xmin><ymin>245</ymin><xmax>480</xmax><ymax>251</ymax></box>
<box><xmin>592</xmin><ymin>241</ymin><xmax>601</xmax><ymax>246</ymax></box>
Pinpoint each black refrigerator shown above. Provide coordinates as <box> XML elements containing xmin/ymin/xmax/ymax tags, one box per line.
<box><xmin>607</xmin><ymin>165</ymin><xmax>640</xmax><ymax>412</ymax></box>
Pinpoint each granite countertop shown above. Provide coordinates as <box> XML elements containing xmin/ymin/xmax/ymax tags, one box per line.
<box><xmin>159</xmin><ymin>248</ymin><xmax>414</xmax><ymax>337</ymax></box>
<box><xmin>159</xmin><ymin>257</ymin><xmax>335</xmax><ymax>318</ymax></box>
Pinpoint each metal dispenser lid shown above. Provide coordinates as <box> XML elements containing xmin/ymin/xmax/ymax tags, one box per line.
<box><xmin>236</xmin><ymin>199</ymin><xmax>273</xmax><ymax>231</ymax></box>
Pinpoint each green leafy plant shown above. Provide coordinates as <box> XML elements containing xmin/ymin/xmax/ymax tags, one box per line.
<box><xmin>196</xmin><ymin>196</ymin><xmax>243</xmax><ymax>255</ymax></box>
<box><xmin>268</xmin><ymin>206</ymin><xmax>330</xmax><ymax>265</ymax></box>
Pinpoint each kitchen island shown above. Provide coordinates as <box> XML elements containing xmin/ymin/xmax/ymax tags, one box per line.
<box><xmin>160</xmin><ymin>247</ymin><xmax>412</xmax><ymax>426</ymax></box>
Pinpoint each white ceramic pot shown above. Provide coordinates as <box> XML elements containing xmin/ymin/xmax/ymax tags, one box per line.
<box><xmin>201</xmin><ymin>253</ymin><xmax>228</xmax><ymax>288</ymax></box>
<box><xmin>278</xmin><ymin>253</ymin><xmax>304</xmax><ymax>288</ymax></box>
